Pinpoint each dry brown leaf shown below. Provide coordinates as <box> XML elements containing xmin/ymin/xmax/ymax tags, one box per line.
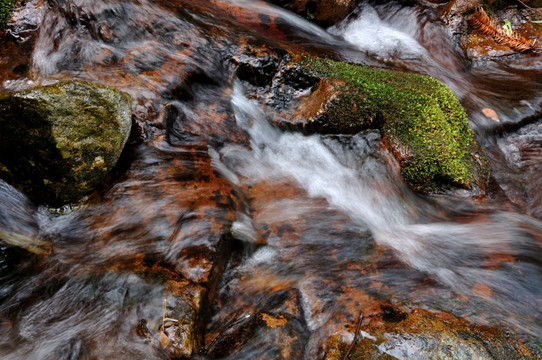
<box><xmin>482</xmin><ymin>108</ymin><xmax>500</xmax><ymax>122</ymax></box>
<box><xmin>159</xmin><ymin>330</ymin><xmax>172</xmax><ymax>349</ymax></box>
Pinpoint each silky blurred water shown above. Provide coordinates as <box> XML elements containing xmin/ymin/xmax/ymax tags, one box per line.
<box><xmin>0</xmin><ymin>0</ymin><xmax>541</xmax><ymax>359</ymax></box>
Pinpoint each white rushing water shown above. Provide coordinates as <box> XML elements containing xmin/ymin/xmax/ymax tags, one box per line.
<box><xmin>328</xmin><ymin>1</ymin><xmax>472</xmax><ymax>99</ymax></box>
<box><xmin>214</xmin><ymin>82</ymin><xmax>542</xmax><ymax>336</ymax></box>
<box><xmin>329</xmin><ymin>4</ymin><xmax>429</xmax><ymax>63</ymax></box>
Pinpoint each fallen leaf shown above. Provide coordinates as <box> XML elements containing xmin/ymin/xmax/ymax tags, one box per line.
<box><xmin>482</xmin><ymin>108</ymin><xmax>500</xmax><ymax>122</ymax></box>
<box><xmin>472</xmin><ymin>283</ymin><xmax>492</xmax><ymax>297</ymax></box>
<box><xmin>159</xmin><ymin>330</ymin><xmax>172</xmax><ymax>349</ymax></box>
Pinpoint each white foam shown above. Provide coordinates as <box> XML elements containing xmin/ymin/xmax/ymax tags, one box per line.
<box><xmin>328</xmin><ymin>4</ymin><xmax>428</xmax><ymax>62</ymax></box>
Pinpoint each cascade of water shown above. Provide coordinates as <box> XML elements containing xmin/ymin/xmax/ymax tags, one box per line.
<box><xmin>214</xmin><ymin>82</ymin><xmax>542</xmax><ymax>336</ymax></box>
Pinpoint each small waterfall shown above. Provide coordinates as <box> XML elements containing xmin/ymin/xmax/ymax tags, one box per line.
<box><xmin>214</xmin><ymin>82</ymin><xmax>542</xmax><ymax>336</ymax></box>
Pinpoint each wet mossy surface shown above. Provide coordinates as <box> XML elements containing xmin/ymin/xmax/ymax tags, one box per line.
<box><xmin>0</xmin><ymin>81</ymin><xmax>132</xmax><ymax>205</ymax></box>
<box><xmin>0</xmin><ymin>0</ymin><xmax>15</xmax><ymax>26</ymax></box>
<box><xmin>298</xmin><ymin>56</ymin><xmax>489</xmax><ymax>192</ymax></box>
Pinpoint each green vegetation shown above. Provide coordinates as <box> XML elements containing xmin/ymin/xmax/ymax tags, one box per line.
<box><xmin>0</xmin><ymin>0</ymin><xmax>16</xmax><ymax>26</ymax></box>
<box><xmin>502</xmin><ymin>20</ymin><xmax>513</xmax><ymax>36</ymax></box>
<box><xmin>300</xmin><ymin>56</ymin><xmax>488</xmax><ymax>191</ymax></box>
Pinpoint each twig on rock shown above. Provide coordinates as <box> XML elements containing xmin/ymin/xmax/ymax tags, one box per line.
<box><xmin>343</xmin><ymin>312</ymin><xmax>363</xmax><ymax>360</ymax></box>
<box><xmin>203</xmin><ymin>313</ymin><xmax>253</xmax><ymax>355</ymax></box>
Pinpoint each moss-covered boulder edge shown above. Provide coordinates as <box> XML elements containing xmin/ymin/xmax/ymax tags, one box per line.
<box><xmin>288</xmin><ymin>56</ymin><xmax>489</xmax><ymax>192</ymax></box>
<box><xmin>0</xmin><ymin>0</ymin><xmax>16</xmax><ymax>26</ymax></box>
<box><xmin>0</xmin><ymin>81</ymin><xmax>132</xmax><ymax>205</ymax></box>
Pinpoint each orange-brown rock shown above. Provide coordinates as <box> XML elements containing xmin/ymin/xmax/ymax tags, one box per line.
<box><xmin>323</xmin><ymin>306</ymin><xmax>534</xmax><ymax>359</ymax></box>
<box><xmin>77</xmin><ymin>138</ymin><xmax>241</xmax><ymax>357</ymax></box>
<box><xmin>0</xmin><ymin>0</ymin><xmax>45</xmax><ymax>87</ymax></box>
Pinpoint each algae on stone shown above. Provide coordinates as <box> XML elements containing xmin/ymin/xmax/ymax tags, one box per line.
<box><xmin>0</xmin><ymin>81</ymin><xmax>132</xmax><ymax>205</ymax></box>
<box><xmin>298</xmin><ymin>56</ymin><xmax>488</xmax><ymax>191</ymax></box>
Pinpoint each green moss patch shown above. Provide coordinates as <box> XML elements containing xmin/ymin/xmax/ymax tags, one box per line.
<box><xmin>299</xmin><ymin>56</ymin><xmax>488</xmax><ymax>191</ymax></box>
<box><xmin>0</xmin><ymin>0</ymin><xmax>16</xmax><ymax>26</ymax></box>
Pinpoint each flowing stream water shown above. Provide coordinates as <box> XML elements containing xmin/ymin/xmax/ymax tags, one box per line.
<box><xmin>0</xmin><ymin>0</ymin><xmax>541</xmax><ymax>359</ymax></box>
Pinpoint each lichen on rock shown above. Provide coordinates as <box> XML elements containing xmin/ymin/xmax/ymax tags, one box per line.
<box><xmin>0</xmin><ymin>81</ymin><xmax>132</xmax><ymax>205</ymax></box>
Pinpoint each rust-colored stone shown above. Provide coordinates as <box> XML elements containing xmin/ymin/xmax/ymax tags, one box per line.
<box><xmin>0</xmin><ymin>0</ymin><xmax>45</xmax><ymax>88</ymax></box>
<box><xmin>323</xmin><ymin>306</ymin><xmax>535</xmax><ymax>359</ymax></box>
<box><xmin>75</xmin><ymin>138</ymin><xmax>241</xmax><ymax>357</ymax></box>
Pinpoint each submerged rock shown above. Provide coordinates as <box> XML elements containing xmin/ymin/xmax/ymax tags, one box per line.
<box><xmin>205</xmin><ymin>288</ymin><xmax>309</xmax><ymax>359</ymax></box>
<box><xmin>82</xmin><ymin>138</ymin><xmax>241</xmax><ymax>358</ymax></box>
<box><xmin>255</xmin><ymin>55</ymin><xmax>489</xmax><ymax>193</ymax></box>
<box><xmin>0</xmin><ymin>180</ymin><xmax>49</xmax><ymax>255</ymax></box>
<box><xmin>0</xmin><ymin>81</ymin><xmax>132</xmax><ymax>205</ymax></box>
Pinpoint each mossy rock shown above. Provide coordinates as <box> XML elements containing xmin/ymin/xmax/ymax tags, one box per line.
<box><xmin>0</xmin><ymin>81</ymin><xmax>132</xmax><ymax>205</ymax></box>
<box><xmin>293</xmin><ymin>56</ymin><xmax>489</xmax><ymax>192</ymax></box>
<box><xmin>0</xmin><ymin>0</ymin><xmax>16</xmax><ymax>26</ymax></box>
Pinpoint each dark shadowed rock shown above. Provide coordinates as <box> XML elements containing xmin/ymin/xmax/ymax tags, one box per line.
<box><xmin>268</xmin><ymin>0</ymin><xmax>362</xmax><ymax>26</ymax></box>
<box><xmin>206</xmin><ymin>288</ymin><xmax>309</xmax><ymax>359</ymax></box>
<box><xmin>0</xmin><ymin>81</ymin><xmax>132</xmax><ymax>205</ymax></box>
<box><xmin>232</xmin><ymin>45</ymin><xmax>282</xmax><ymax>88</ymax></box>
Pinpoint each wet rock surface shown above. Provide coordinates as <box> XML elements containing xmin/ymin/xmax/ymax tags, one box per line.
<box><xmin>204</xmin><ymin>170</ymin><xmax>542</xmax><ymax>358</ymax></box>
<box><xmin>0</xmin><ymin>0</ymin><xmax>45</xmax><ymax>85</ymax></box>
<box><xmin>439</xmin><ymin>0</ymin><xmax>542</xmax><ymax>60</ymax></box>
<box><xmin>323</xmin><ymin>306</ymin><xmax>535</xmax><ymax>359</ymax></box>
<box><xmin>205</xmin><ymin>288</ymin><xmax>309</xmax><ymax>359</ymax></box>
<box><xmin>79</xmin><ymin>137</ymin><xmax>242</xmax><ymax>357</ymax></box>
<box><xmin>268</xmin><ymin>0</ymin><xmax>362</xmax><ymax>26</ymax></box>
<box><xmin>493</xmin><ymin>119</ymin><xmax>542</xmax><ymax>218</ymax></box>
<box><xmin>0</xmin><ymin>180</ymin><xmax>44</xmax><ymax>253</ymax></box>
<box><xmin>0</xmin><ymin>81</ymin><xmax>132</xmax><ymax>205</ymax></box>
